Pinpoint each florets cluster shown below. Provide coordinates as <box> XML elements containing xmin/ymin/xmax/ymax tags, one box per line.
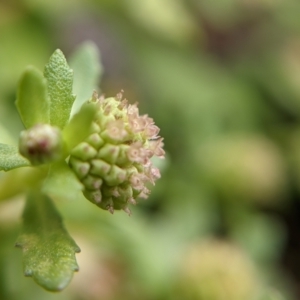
<box><xmin>69</xmin><ymin>92</ymin><xmax>165</xmax><ymax>214</ymax></box>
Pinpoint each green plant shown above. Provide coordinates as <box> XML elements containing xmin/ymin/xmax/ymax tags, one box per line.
<box><xmin>0</xmin><ymin>42</ymin><xmax>164</xmax><ymax>292</ymax></box>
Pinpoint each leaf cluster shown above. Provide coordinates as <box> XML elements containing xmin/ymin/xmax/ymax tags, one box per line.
<box><xmin>0</xmin><ymin>42</ymin><xmax>102</xmax><ymax>291</ymax></box>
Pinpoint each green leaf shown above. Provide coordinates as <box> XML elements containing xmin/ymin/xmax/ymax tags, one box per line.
<box><xmin>16</xmin><ymin>191</ymin><xmax>80</xmax><ymax>292</ymax></box>
<box><xmin>62</xmin><ymin>102</ymin><xmax>97</xmax><ymax>152</ymax></box>
<box><xmin>0</xmin><ymin>143</ymin><xmax>30</xmax><ymax>171</ymax></box>
<box><xmin>42</xmin><ymin>162</ymin><xmax>83</xmax><ymax>201</ymax></box>
<box><xmin>0</xmin><ymin>122</ymin><xmax>15</xmax><ymax>145</ymax></box>
<box><xmin>0</xmin><ymin>167</ymin><xmax>46</xmax><ymax>202</ymax></box>
<box><xmin>16</xmin><ymin>66</ymin><xmax>50</xmax><ymax>128</ymax></box>
<box><xmin>69</xmin><ymin>41</ymin><xmax>102</xmax><ymax>116</ymax></box>
<box><xmin>44</xmin><ymin>49</ymin><xmax>76</xmax><ymax>129</ymax></box>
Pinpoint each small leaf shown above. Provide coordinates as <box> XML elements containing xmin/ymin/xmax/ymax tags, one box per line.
<box><xmin>62</xmin><ymin>102</ymin><xmax>97</xmax><ymax>152</ymax></box>
<box><xmin>44</xmin><ymin>49</ymin><xmax>76</xmax><ymax>129</ymax></box>
<box><xmin>69</xmin><ymin>41</ymin><xmax>102</xmax><ymax>117</ymax></box>
<box><xmin>42</xmin><ymin>162</ymin><xmax>83</xmax><ymax>201</ymax></box>
<box><xmin>16</xmin><ymin>66</ymin><xmax>50</xmax><ymax>128</ymax></box>
<box><xmin>0</xmin><ymin>122</ymin><xmax>15</xmax><ymax>145</ymax></box>
<box><xmin>0</xmin><ymin>167</ymin><xmax>46</xmax><ymax>202</ymax></box>
<box><xmin>16</xmin><ymin>191</ymin><xmax>80</xmax><ymax>292</ymax></box>
<box><xmin>0</xmin><ymin>143</ymin><xmax>30</xmax><ymax>171</ymax></box>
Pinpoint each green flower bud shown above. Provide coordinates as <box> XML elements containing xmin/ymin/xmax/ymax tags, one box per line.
<box><xmin>69</xmin><ymin>92</ymin><xmax>165</xmax><ymax>214</ymax></box>
<box><xmin>82</xmin><ymin>175</ymin><xmax>103</xmax><ymax>190</ymax></box>
<box><xmin>69</xmin><ymin>157</ymin><xmax>90</xmax><ymax>179</ymax></box>
<box><xmin>86</xmin><ymin>133</ymin><xmax>104</xmax><ymax>149</ymax></box>
<box><xmin>97</xmin><ymin>144</ymin><xmax>120</xmax><ymax>164</ymax></box>
<box><xmin>71</xmin><ymin>142</ymin><xmax>98</xmax><ymax>161</ymax></box>
<box><xmin>90</xmin><ymin>159</ymin><xmax>111</xmax><ymax>177</ymax></box>
<box><xmin>19</xmin><ymin>124</ymin><xmax>63</xmax><ymax>165</ymax></box>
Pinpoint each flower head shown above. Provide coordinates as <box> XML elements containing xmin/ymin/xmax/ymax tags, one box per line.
<box><xmin>69</xmin><ymin>92</ymin><xmax>165</xmax><ymax>214</ymax></box>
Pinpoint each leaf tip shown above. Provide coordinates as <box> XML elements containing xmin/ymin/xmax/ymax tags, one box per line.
<box><xmin>51</xmin><ymin>49</ymin><xmax>69</xmax><ymax>65</ymax></box>
<box><xmin>53</xmin><ymin>48</ymin><xmax>64</xmax><ymax>56</ymax></box>
<box><xmin>73</xmin><ymin>265</ymin><xmax>79</xmax><ymax>272</ymax></box>
<box><xmin>24</xmin><ymin>269</ymin><xmax>33</xmax><ymax>277</ymax></box>
<box><xmin>15</xmin><ymin>242</ymin><xmax>22</xmax><ymax>248</ymax></box>
<box><xmin>75</xmin><ymin>246</ymin><xmax>81</xmax><ymax>253</ymax></box>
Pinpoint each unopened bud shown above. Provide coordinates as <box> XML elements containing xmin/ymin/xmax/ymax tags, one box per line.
<box><xmin>19</xmin><ymin>124</ymin><xmax>63</xmax><ymax>165</ymax></box>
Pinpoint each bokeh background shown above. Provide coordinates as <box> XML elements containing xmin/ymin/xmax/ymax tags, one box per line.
<box><xmin>1</xmin><ymin>0</ymin><xmax>300</xmax><ymax>299</ymax></box>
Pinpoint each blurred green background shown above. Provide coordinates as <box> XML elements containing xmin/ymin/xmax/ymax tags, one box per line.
<box><xmin>2</xmin><ymin>0</ymin><xmax>300</xmax><ymax>299</ymax></box>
